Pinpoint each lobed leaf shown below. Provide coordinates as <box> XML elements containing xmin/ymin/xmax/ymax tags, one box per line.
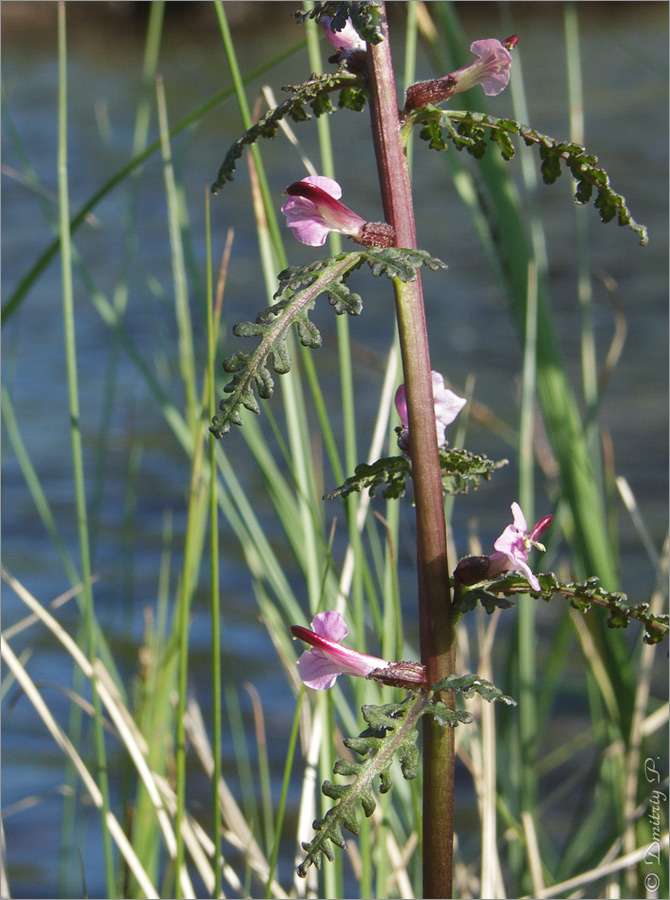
<box><xmin>324</xmin><ymin>445</ymin><xmax>507</xmax><ymax>500</ymax></box>
<box><xmin>454</xmin><ymin>571</ymin><xmax>668</xmax><ymax>644</ymax></box>
<box><xmin>412</xmin><ymin>109</ymin><xmax>648</xmax><ymax>245</ymax></box>
<box><xmin>210</xmin><ymin>253</ymin><xmax>364</xmax><ymax>436</ymax></box>
<box><xmin>211</xmin><ymin>70</ymin><xmax>363</xmax><ymax>190</ymax></box>
<box><xmin>432</xmin><ymin>673</ymin><xmax>517</xmax><ymax>706</ymax></box>
<box><xmin>297</xmin><ymin>694</ymin><xmax>428</xmax><ymax>877</ymax></box>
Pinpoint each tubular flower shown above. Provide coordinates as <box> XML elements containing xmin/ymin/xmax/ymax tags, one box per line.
<box><xmin>394</xmin><ymin>371</ymin><xmax>466</xmax><ymax>452</ymax></box>
<box><xmin>487</xmin><ymin>502</ymin><xmax>553</xmax><ymax>592</ymax></box>
<box><xmin>281</xmin><ymin>176</ymin><xmax>394</xmax><ymax>248</ymax></box>
<box><xmin>404</xmin><ymin>35</ymin><xmax>517</xmax><ymax>113</ymax></box>
<box><xmin>448</xmin><ymin>37</ymin><xmax>515</xmax><ymax>96</ymax></box>
<box><xmin>321</xmin><ymin>15</ymin><xmax>366</xmax><ymax>53</ymax></box>
<box><xmin>291</xmin><ymin>610</ymin><xmax>426</xmax><ymax>691</ymax></box>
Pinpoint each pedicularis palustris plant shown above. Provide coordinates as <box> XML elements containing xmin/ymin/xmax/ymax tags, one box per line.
<box><xmin>209</xmin><ymin>3</ymin><xmax>666</xmax><ymax>896</ymax></box>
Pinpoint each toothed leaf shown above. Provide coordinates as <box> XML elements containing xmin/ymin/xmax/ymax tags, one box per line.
<box><xmin>211</xmin><ymin>253</ymin><xmax>365</xmax><ymax>437</ymax></box>
<box><xmin>413</xmin><ymin>109</ymin><xmax>648</xmax><ymax>244</ymax></box>
<box><xmin>297</xmin><ymin>693</ymin><xmax>429</xmax><ymax>876</ymax></box>
<box><xmin>324</xmin><ymin>446</ymin><xmax>507</xmax><ymax>501</ymax></box>
<box><xmin>212</xmin><ymin>70</ymin><xmax>363</xmax><ymax>190</ymax></box>
<box><xmin>454</xmin><ymin>572</ymin><xmax>668</xmax><ymax>644</ymax></box>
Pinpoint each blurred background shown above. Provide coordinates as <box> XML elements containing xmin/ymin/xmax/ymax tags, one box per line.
<box><xmin>2</xmin><ymin>2</ymin><xmax>667</xmax><ymax>897</ymax></box>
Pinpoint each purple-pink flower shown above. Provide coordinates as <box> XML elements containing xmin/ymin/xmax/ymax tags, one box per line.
<box><xmin>281</xmin><ymin>176</ymin><xmax>394</xmax><ymax>248</ymax></box>
<box><xmin>394</xmin><ymin>371</ymin><xmax>466</xmax><ymax>451</ymax></box>
<box><xmin>291</xmin><ymin>610</ymin><xmax>426</xmax><ymax>690</ymax></box>
<box><xmin>281</xmin><ymin>176</ymin><xmax>366</xmax><ymax>247</ymax></box>
<box><xmin>404</xmin><ymin>35</ymin><xmax>517</xmax><ymax>113</ymax></box>
<box><xmin>449</xmin><ymin>37</ymin><xmax>515</xmax><ymax>97</ymax></box>
<box><xmin>487</xmin><ymin>502</ymin><xmax>553</xmax><ymax>592</ymax></box>
<box><xmin>321</xmin><ymin>16</ymin><xmax>366</xmax><ymax>53</ymax></box>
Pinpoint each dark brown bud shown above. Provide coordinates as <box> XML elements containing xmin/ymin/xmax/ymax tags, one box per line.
<box><xmin>403</xmin><ymin>75</ymin><xmax>458</xmax><ymax>114</ymax></box>
<box><xmin>368</xmin><ymin>660</ymin><xmax>428</xmax><ymax>690</ymax></box>
<box><xmin>453</xmin><ymin>555</ymin><xmax>491</xmax><ymax>586</ymax></box>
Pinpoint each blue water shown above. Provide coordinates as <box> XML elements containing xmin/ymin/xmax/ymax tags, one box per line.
<box><xmin>2</xmin><ymin>3</ymin><xmax>668</xmax><ymax>897</ymax></box>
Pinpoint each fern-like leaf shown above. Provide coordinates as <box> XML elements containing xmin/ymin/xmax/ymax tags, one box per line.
<box><xmin>297</xmin><ymin>694</ymin><xmax>428</xmax><ymax>877</ymax></box>
<box><xmin>411</xmin><ymin>109</ymin><xmax>648</xmax><ymax>245</ymax></box>
<box><xmin>210</xmin><ymin>253</ymin><xmax>364</xmax><ymax>437</ymax></box>
<box><xmin>432</xmin><ymin>673</ymin><xmax>517</xmax><ymax>706</ymax></box>
<box><xmin>455</xmin><ymin>572</ymin><xmax>668</xmax><ymax>644</ymax></box>
<box><xmin>324</xmin><ymin>445</ymin><xmax>506</xmax><ymax>501</ymax></box>
<box><xmin>212</xmin><ymin>70</ymin><xmax>362</xmax><ymax>191</ymax></box>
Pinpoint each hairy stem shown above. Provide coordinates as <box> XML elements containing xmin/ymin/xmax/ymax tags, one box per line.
<box><xmin>366</xmin><ymin>7</ymin><xmax>455</xmax><ymax>897</ymax></box>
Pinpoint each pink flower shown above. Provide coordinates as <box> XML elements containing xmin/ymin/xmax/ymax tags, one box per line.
<box><xmin>281</xmin><ymin>176</ymin><xmax>394</xmax><ymax>248</ymax></box>
<box><xmin>403</xmin><ymin>35</ymin><xmax>516</xmax><ymax>113</ymax></box>
<box><xmin>321</xmin><ymin>16</ymin><xmax>366</xmax><ymax>53</ymax></box>
<box><xmin>394</xmin><ymin>371</ymin><xmax>466</xmax><ymax>451</ymax></box>
<box><xmin>449</xmin><ymin>37</ymin><xmax>515</xmax><ymax>97</ymax></box>
<box><xmin>487</xmin><ymin>502</ymin><xmax>553</xmax><ymax>592</ymax></box>
<box><xmin>291</xmin><ymin>610</ymin><xmax>426</xmax><ymax>690</ymax></box>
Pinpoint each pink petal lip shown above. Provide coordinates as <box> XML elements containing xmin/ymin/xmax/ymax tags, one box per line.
<box><xmin>290</xmin><ymin>624</ymin><xmax>388</xmax><ymax>675</ymax></box>
<box><xmin>285</xmin><ymin>181</ymin><xmax>366</xmax><ymax>227</ymax></box>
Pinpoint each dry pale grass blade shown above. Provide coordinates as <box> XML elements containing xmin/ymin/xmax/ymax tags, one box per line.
<box><xmin>2</xmin><ymin>568</ymin><xmax>198</xmax><ymax>896</ymax></box>
<box><xmin>456</xmin><ymin>605</ymin><xmax>506</xmax><ymax>899</ymax></box>
<box><xmin>384</xmin><ymin>830</ymin><xmax>418</xmax><ymax>899</ymax></box>
<box><xmin>1</xmin><ymin>646</ymin><xmax>33</xmax><ymax>700</ymax></box>
<box><xmin>261</xmin><ymin>86</ymin><xmax>317</xmax><ymax>178</ymax></box>
<box><xmin>294</xmin><ymin>699</ymin><xmax>323</xmax><ymax>899</ymax></box>
<box><xmin>2</xmin><ymin>575</ymin><xmax>98</xmax><ymax>640</ymax></box>
<box><xmin>616</xmin><ymin>476</ymin><xmax>664</xmax><ymax>571</ymax></box>
<box><xmin>476</xmin><ymin>605</ymin><xmax>504</xmax><ymax>899</ymax></box>
<box><xmin>523</xmin><ymin>831</ymin><xmax>669</xmax><ymax>899</ymax></box>
<box><xmin>334</xmin><ymin>341</ymin><xmax>400</xmax><ymax>610</ymax></box>
<box><xmin>183</xmin><ymin>697</ymin><xmax>290</xmax><ymax>899</ymax></box>
<box><xmin>1</xmin><ymin>638</ymin><xmax>159</xmax><ymax>899</ymax></box>
<box><xmin>521</xmin><ymin>811</ymin><xmax>545</xmax><ymax>897</ymax></box>
<box><xmin>569</xmin><ymin>611</ymin><xmax>621</xmax><ymax>726</ymax></box>
<box><xmin>148</xmin><ymin>770</ymin><xmax>227</xmax><ymax>897</ymax></box>
<box><xmin>1</xmin><ymin>784</ymin><xmax>74</xmax><ymax>819</ymax></box>
<box><xmin>622</xmin><ymin>582</ymin><xmax>668</xmax><ymax>892</ymax></box>
<box><xmin>0</xmin><ymin>820</ymin><xmax>9</xmax><ymax>900</ymax></box>
<box><xmin>641</xmin><ymin>702</ymin><xmax>669</xmax><ymax>739</ymax></box>
<box><xmin>92</xmin><ymin>664</ymin><xmax>196</xmax><ymax>899</ymax></box>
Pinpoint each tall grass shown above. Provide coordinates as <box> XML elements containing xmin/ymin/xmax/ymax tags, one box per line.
<box><xmin>2</xmin><ymin>2</ymin><xmax>667</xmax><ymax>899</ymax></box>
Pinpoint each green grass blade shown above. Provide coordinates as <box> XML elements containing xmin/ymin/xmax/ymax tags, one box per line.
<box><xmin>56</xmin><ymin>4</ymin><xmax>115</xmax><ymax>893</ymax></box>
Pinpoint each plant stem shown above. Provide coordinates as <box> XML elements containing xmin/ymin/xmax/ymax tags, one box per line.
<box><xmin>366</xmin><ymin>7</ymin><xmax>455</xmax><ymax>896</ymax></box>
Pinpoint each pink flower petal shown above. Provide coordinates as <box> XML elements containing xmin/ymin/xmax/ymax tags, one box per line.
<box><xmin>321</xmin><ymin>16</ymin><xmax>366</xmax><ymax>53</ymax></box>
<box><xmin>291</xmin><ymin>612</ymin><xmax>389</xmax><ymax>690</ymax></box>
<box><xmin>395</xmin><ymin>371</ymin><xmax>465</xmax><ymax>446</ymax></box>
<box><xmin>281</xmin><ymin>177</ymin><xmax>367</xmax><ymax>247</ymax></box>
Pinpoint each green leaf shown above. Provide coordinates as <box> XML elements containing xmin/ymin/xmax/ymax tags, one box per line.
<box><xmin>323</xmin><ymin>455</ymin><xmax>412</xmax><ymax>500</ymax></box>
<box><xmin>425</xmin><ymin>704</ymin><xmax>473</xmax><ymax>727</ymax></box>
<box><xmin>211</xmin><ymin>70</ymin><xmax>362</xmax><ymax>190</ymax></box>
<box><xmin>211</xmin><ymin>253</ymin><xmax>364</xmax><ymax>436</ymax></box>
<box><xmin>455</xmin><ymin>571</ymin><xmax>669</xmax><ymax>644</ymax></box>
<box><xmin>410</xmin><ymin>109</ymin><xmax>648</xmax><ymax>245</ymax></box>
<box><xmin>324</xmin><ymin>445</ymin><xmax>506</xmax><ymax>501</ymax></box>
<box><xmin>339</xmin><ymin>86</ymin><xmax>367</xmax><ymax>111</ymax></box>
<box><xmin>432</xmin><ymin>673</ymin><xmax>517</xmax><ymax>706</ymax></box>
<box><xmin>362</xmin><ymin>246</ymin><xmax>448</xmax><ymax>281</ymax></box>
<box><xmin>297</xmin><ymin>693</ymin><xmax>428</xmax><ymax>877</ymax></box>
